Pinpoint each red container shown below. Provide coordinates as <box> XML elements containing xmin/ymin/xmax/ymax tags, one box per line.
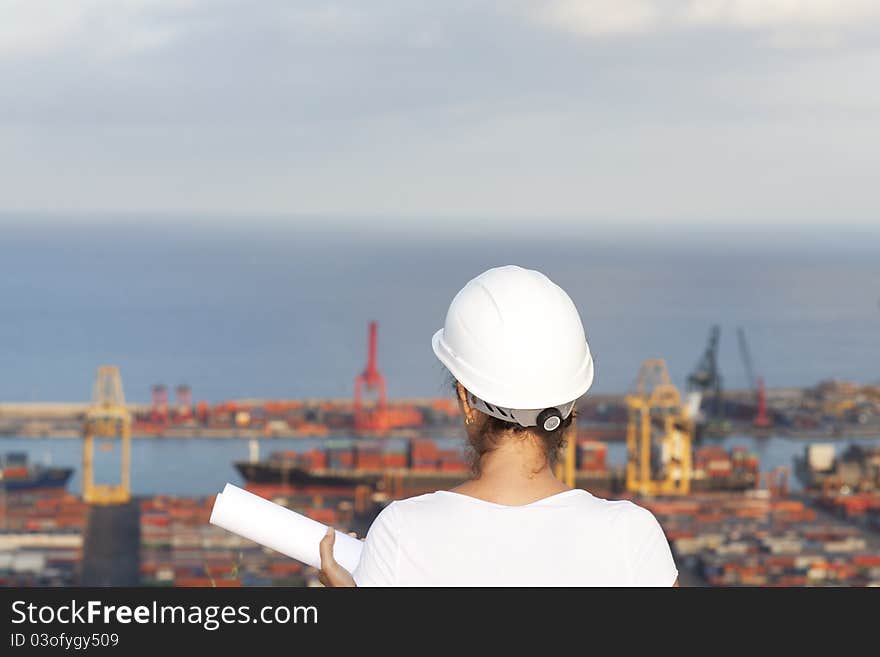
<box><xmin>311</xmin><ymin>451</ymin><xmax>327</xmax><ymax>469</ymax></box>
<box><xmin>854</xmin><ymin>555</ymin><xmax>880</xmax><ymax>567</ymax></box>
<box><xmin>306</xmin><ymin>508</ymin><xmax>338</xmax><ymax>525</ymax></box>
<box><xmin>268</xmin><ymin>562</ymin><xmax>303</xmax><ymax>576</ymax></box>
<box><xmin>382</xmin><ymin>454</ymin><xmax>407</xmax><ymax>468</ymax></box>
<box><xmin>411</xmin><ymin>439</ymin><xmax>439</xmax><ymax>459</ymax></box>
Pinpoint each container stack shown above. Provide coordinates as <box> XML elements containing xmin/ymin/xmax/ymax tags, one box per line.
<box><xmin>642</xmin><ymin>493</ymin><xmax>880</xmax><ymax>586</ymax></box>
<box><xmin>380</xmin><ymin>441</ymin><xmax>408</xmax><ymax>469</ymax></box>
<box><xmin>694</xmin><ymin>446</ymin><xmax>732</xmax><ymax>479</ymax></box>
<box><xmin>139</xmin><ymin>492</ymin><xmax>355</xmax><ymax>587</ymax></box>
<box><xmin>139</xmin><ymin>496</ymin><xmax>235</xmax><ymax>587</ymax></box>
<box><xmin>411</xmin><ymin>439</ymin><xmax>439</xmax><ymax>471</ymax></box>
<box><xmin>0</xmin><ymin>491</ymin><xmax>87</xmax><ymax>586</ymax></box>
<box><xmin>578</xmin><ymin>441</ymin><xmax>608</xmax><ymax>472</ymax></box>
<box><xmin>437</xmin><ymin>447</ymin><xmax>467</xmax><ymax>472</ymax></box>
<box><xmin>730</xmin><ymin>446</ymin><xmax>760</xmax><ymax>473</ymax></box>
<box><xmin>818</xmin><ymin>492</ymin><xmax>880</xmax><ymax>522</ymax></box>
<box><xmin>302</xmin><ymin>447</ymin><xmax>328</xmax><ymax>469</ymax></box>
<box><xmin>355</xmin><ymin>441</ymin><xmax>383</xmax><ymax>470</ymax></box>
<box><xmin>325</xmin><ymin>444</ymin><xmax>355</xmax><ymax>470</ymax></box>
<box><xmin>690</xmin><ymin>446</ymin><xmax>760</xmax><ymax>489</ymax></box>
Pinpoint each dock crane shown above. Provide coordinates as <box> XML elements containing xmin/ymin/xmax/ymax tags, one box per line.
<box><xmin>82</xmin><ymin>366</ymin><xmax>132</xmax><ymax>505</ymax></box>
<box><xmin>736</xmin><ymin>327</ymin><xmax>772</xmax><ymax>428</ymax></box>
<box><xmin>687</xmin><ymin>325</ymin><xmax>730</xmax><ymax>437</ymax></box>
<box><xmin>626</xmin><ymin>359</ymin><xmax>694</xmax><ymax>496</ymax></box>
<box><xmin>354</xmin><ymin>321</ymin><xmax>389</xmax><ymax>435</ymax></box>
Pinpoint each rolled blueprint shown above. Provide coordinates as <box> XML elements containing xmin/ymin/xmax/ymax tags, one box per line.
<box><xmin>209</xmin><ymin>483</ymin><xmax>363</xmax><ymax>573</ymax></box>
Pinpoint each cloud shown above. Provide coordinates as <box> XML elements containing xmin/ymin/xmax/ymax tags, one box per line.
<box><xmin>683</xmin><ymin>0</ymin><xmax>880</xmax><ymax>29</ymax></box>
<box><xmin>0</xmin><ymin>1</ymin><xmax>424</xmax><ymax>60</ymax></box>
<box><xmin>531</xmin><ymin>0</ymin><xmax>662</xmax><ymax>36</ymax></box>
<box><xmin>530</xmin><ymin>0</ymin><xmax>880</xmax><ymax>47</ymax></box>
<box><xmin>4</xmin><ymin>0</ymin><xmax>880</xmax><ymax>63</ymax></box>
<box><xmin>0</xmin><ymin>1</ymin><xmax>879</xmax><ymax>223</ymax></box>
<box><xmin>0</xmin><ymin>0</ymin><xmax>196</xmax><ymax>57</ymax></box>
<box><xmin>0</xmin><ymin>1</ymin><xmax>86</xmax><ymax>56</ymax></box>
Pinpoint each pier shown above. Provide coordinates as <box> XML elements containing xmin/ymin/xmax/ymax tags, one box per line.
<box><xmin>81</xmin><ymin>502</ymin><xmax>141</xmax><ymax>586</ymax></box>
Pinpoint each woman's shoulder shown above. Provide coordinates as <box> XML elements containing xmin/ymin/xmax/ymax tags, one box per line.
<box><xmin>377</xmin><ymin>490</ymin><xmax>661</xmax><ymax>529</ymax></box>
<box><xmin>383</xmin><ymin>491</ymin><xmax>451</xmax><ymax>515</ymax></box>
<box><xmin>369</xmin><ymin>492</ymin><xmax>443</xmax><ymax>526</ymax></box>
<box><xmin>565</xmin><ymin>492</ymin><xmax>662</xmax><ymax>528</ymax></box>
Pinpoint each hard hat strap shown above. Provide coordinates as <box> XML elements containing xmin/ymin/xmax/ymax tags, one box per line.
<box><xmin>468</xmin><ymin>393</ymin><xmax>575</xmax><ymax>430</ymax></box>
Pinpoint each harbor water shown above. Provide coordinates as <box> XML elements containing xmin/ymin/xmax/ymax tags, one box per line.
<box><xmin>1</xmin><ymin>225</ymin><xmax>879</xmax><ymax>404</ymax></box>
<box><xmin>3</xmin><ymin>434</ymin><xmax>880</xmax><ymax>497</ymax></box>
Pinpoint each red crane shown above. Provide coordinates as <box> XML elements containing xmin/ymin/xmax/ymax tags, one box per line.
<box><xmin>737</xmin><ymin>328</ymin><xmax>773</xmax><ymax>429</ymax></box>
<box><xmin>150</xmin><ymin>384</ymin><xmax>169</xmax><ymax>426</ymax></box>
<box><xmin>175</xmin><ymin>384</ymin><xmax>193</xmax><ymax>421</ymax></box>
<box><xmin>354</xmin><ymin>321</ymin><xmax>388</xmax><ymax>434</ymax></box>
<box><xmin>754</xmin><ymin>376</ymin><xmax>771</xmax><ymax>428</ymax></box>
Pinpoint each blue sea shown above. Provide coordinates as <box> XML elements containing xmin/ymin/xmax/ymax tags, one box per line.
<box><xmin>1</xmin><ymin>217</ymin><xmax>878</xmax><ymax>402</ymax></box>
<box><xmin>4</xmin><ymin>434</ymin><xmax>880</xmax><ymax>496</ymax></box>
<box><xmin>1</xmin><ymin>216</ymin><xmax>878</xmax><ymax>494</ymax></box>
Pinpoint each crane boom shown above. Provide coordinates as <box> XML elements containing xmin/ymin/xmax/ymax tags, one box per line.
<box><xmin>737</xmin><ymin>327</ymin><xmax>757</xmax><ymax>390</ymax></box>
<box><xmin>737</xmin><ymin>328</ymin><xmax>772</xmax><ymax>428</ymax></box>
<box><xmin>687</xmin><ymin>325</ymin><xmax>724</xmax><ymax>422</ymax></box>
<box><xmin>626</xmin><ymin>359</ymin><xmax>693</xmax><ymax>496</ymax></box>
<box><xmin>83</xmin><ymin>366</ymin><xmax>132</xmax><ymax>505</ymax></box>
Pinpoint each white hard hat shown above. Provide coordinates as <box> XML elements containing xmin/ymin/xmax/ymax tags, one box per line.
<box><xmin>432</xmin><ymin>265</ymin><xmax>594</xmax><ymax>430</ymax></box>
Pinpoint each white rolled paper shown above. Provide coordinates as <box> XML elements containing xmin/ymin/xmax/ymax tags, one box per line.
<box><xmin>209</xmin><ymin>483</ymin><xmax>363</xmax><ymax>573</ymax></box>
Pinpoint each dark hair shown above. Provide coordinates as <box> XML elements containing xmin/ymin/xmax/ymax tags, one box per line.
<box><xmin>450</xmin><ymin>377</ymin><xmax>574</xmax><ymax>477</ymax></box>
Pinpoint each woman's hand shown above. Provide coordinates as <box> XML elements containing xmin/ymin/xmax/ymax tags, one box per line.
<box><xmin>318</xmin><ymin>527</ymin><xmax>357</xmax><ymax>587</ymax></box>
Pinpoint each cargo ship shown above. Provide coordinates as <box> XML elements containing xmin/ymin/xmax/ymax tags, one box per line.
<box><xmin>234</xmin><ymin>439</ymin><xmax>757</xmax><ymax>498</ymax></box>
<box><xmin>795</xmin><ymin>443</ymin><xmax>880</xmax><ymax>493</ymax></box>
<box><xmin>0</xmin><ymin>452</ymin><xmax>73</xmax><ymax>492</ymax></box>
<box><xmin>689</xmin><ymin>445</ymin><xmax>760</xmax><ymax>492</ymax></box>
<box><xmin>235</xmin><ymin>438</ymin><xmax>620</xmax><ymax>498</ymax></box>
<box><xmin>236</xmin><ymin>438</ymin><xmax>512</xmax><ymax>498</ymax></box>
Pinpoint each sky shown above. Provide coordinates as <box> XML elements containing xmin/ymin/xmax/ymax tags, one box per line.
<box><xmin>1</xmin><ymin>1</ymin><xmax>879</xmax><ymax>231</ymax></box>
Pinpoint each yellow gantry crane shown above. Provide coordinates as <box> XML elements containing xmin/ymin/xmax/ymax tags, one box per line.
<box><xmin>625</xmin><ymin>359</ymin><xmax>693</xmax><ymax>496</ymax></box>
<box><xmin>82</xmin><ymin>366</ymin><xmax>132</xmax><ymax>505</ymax></box>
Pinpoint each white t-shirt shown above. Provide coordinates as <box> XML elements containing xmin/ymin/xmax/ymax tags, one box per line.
<box><xmin>352</xmin><ymin>489</ymin><xmax>678</xmax><ymax>587</ymax></box>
